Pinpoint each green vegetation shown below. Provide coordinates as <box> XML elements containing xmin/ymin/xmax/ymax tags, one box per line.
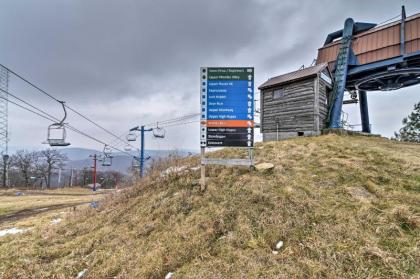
<box><xmin>394</xmin><ymin>101</ymin><xmax>420</xmax><ymax>143</ymax></box>
<box><xmin>0</xmin><ymin>135</ymin><xmax>419</xmax><ymax>278</ymax></box>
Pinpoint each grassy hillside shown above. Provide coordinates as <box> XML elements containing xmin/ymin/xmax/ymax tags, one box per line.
<box><xmin>0</xmin><ymin>188</ymin><xmax>102</xmax><ymax>218</ymax></box>
<box><xmin>0</xmin><ymin>135</ymin><xmax>419</xmax><ymax>278</ymax></box>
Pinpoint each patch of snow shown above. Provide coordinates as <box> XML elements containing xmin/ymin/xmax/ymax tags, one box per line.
<box><xmin>50</xmin><ymin>218</ymin><xmax>62</xmax><ymax>224</ymax></box>
<box><xmin>163</xmin><ymin>166</ymin><xmax>188</xmax><ymax>176</ymax></box>
<box><xmin>272</xmin><ymin>250</ymin><xmax>279</xmax><ymax>255</ymax></box>
<box><xmin>275</xmin><ymin>240</ymin><xmax>284</xmax><ymax>250</ymax></box>
<box><xmin>76</xmin><ymin>268</ymin><xmax>87</xmax><ymax>279</ymax></box>
<box><xmin>35</xmin><ymin>208</ymin><xmax>49</xmax><ymax>212</ymax></box>
<box><xmin>0</xmin><ymin>227</ymin><xmax>31</xmax><ymax>237</ymax></box>
<box><xmin>165</xmin><ymin>272</ymin><xmax>174</xmax><ymax>279</ymax></box>
<box><xmin>161</xmin><ymin>165</ymin><xmax>200</xmax><ymax>177</ymax></box>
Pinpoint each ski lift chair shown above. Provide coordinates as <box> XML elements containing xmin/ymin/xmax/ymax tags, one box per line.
<box><xmin>103</xmin><ymin>145</ymin><xmax>112</xmax><ymax>156</ymax></box>
<box><xmin>102</xmin><ymin>155</ymin><xmax>113</xmax><ymax>167</ymax></box>
<box><xmin>132</xmin><ymin>156</ymin><xmax>140</xmax><ymax>168</ymax></box>
<box><xmin>46</xmin><ymin>101</ymin><xmax>70</xmax><ymax>147</ymax></box>
<box><xmin>126</xmin><ymin>131</ymin><xmax>137</xmax><ymax>142</ymax></box>
<box><xmin>124</xmin><ymin>144</ymin><xmax>132</xmax><ymax>151</ymax></box>
<box><xmin>153</xmin><ymin>123</ymin><xmax>165</xmax><ymax>138</ymax></box>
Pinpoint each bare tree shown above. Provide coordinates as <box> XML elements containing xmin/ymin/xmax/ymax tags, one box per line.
<box><xmin>38</xmin><ymin>149</ymin><xmax>68</xmax><ymax>188</ymax></box>
<box><xmin>34</xmin><ymin>158</ymin><xmax>49</xmax><ymax>189</ymax></box>
<box><xmin>11</xmin><ymin>150</ymin><xmax>37</xmax><ymax>187</ymax></box>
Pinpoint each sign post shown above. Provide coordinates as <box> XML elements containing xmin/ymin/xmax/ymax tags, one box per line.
<box><xmin>200</xmin><ymin>67</ymin><xmax>254</xmax><ymax>190</ymax></box>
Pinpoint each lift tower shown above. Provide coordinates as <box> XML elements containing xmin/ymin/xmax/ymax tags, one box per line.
<box><xmin>0</xmin><ymin>66</ymin><xmax>9</xmax><ymax>187</ymax></box>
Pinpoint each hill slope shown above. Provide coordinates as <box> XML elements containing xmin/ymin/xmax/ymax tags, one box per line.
<box><xmin>0</xmin><ymin>135</ymin><xmax>419</xmax><ymax>278</ymax></box>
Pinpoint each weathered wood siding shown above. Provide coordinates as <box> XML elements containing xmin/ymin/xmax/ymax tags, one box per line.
<box><xmin>318</xmin><ymin>70</ymin><xmax>331</xmax><ymax>129</ymax></box>
<box><xmin>261</xmin><ymin>78</ymin><xmax>316</xmax><ymax>133</ymax></box>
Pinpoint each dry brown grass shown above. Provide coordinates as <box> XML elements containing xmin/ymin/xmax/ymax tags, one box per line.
<box><xmin>0</xmin><ymin>135</ymin><xmax>419</xmax><ymax>278</ymax></box>
<box><xmin>0</xmin><ymin>188</ymin><xmax>103</xmax><ymax>219</ymax></box>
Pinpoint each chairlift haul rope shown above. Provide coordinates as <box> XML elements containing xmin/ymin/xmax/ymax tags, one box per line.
<box><xmin>1</xmin><ymin>63</ymin><xmax>201</xmax><ymax>157</ymax></box>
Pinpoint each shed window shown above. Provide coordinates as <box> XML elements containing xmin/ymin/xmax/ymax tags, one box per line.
<box><xmin>273</xmin><ymin>89</ymin><xmax>284</xmax><ymax>99</ymax></box>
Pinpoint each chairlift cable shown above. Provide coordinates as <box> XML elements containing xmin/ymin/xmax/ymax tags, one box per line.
<box><xmin>142</xmin><ymin>113</ymin><xmax>200</xmax><ymax>128</ymax></box>
<box><xmin>1</xmin><ymin>64</ymin><xmax>200</xmax><ymax>151</ymax></box>
<box><xmin>158</xmin><ymin>120</ymin><xmax>200</xmax><ymax>129</ymax></box>
<box><xmin>63</xmin><ymin>105</ymin><xmax>137</xmax><ymax>149</ymax></box>
<box><xmin>0</xmin><ymin>91</ymin><xmax>132</xmax><ymax>156</ymax></box>
<box><xmin>0</xmin><ymin>63</ymin><xmax>133</xmax><ymax>148</ymax></box>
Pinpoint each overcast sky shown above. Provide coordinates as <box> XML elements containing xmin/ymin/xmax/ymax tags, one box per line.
<box><xmin>0</xmin><ymin>0</ymin><xmax>419</xmax><ymax>152</ymax></box>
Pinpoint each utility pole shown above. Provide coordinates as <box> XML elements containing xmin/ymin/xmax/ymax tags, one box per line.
<box><xmin>58</xmin><ymin>168</ymin><xmax>62</xmax><ymax>188</ymax></box>
<box><xmin>89</xmin><ymin>154</ymin><xmax>98</xmax><ymax>191</ymax></box>
<box><xmin>130</xmin><ymin>125</ymin><xmax>153</xmax><ymax>178</ymax></box>
<box><xmin>70</xmin><ymin>168</ymin><xmax>74</xmax><ymax>187</ymax></box>
<box><xmin>83</xmin><ymin>167</ymin><xmax>87</xmax><ymax>186</ymax></box>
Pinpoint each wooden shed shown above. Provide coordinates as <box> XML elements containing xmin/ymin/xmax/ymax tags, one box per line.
<box><xmin>258</xmin><ymin>63</ymin><xmax>332</xmax><ymax>141</ymax></box>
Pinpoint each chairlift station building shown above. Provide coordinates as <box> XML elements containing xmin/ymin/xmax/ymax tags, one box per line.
<box><xmin>259</xmin><ymin>6</ymin><xmax>420</xmax><ymax>141</ymax></box>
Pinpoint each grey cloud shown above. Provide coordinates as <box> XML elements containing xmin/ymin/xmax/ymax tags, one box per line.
<box><xmin>1</xmin><ymin>0</ymin><xmax>418</xmax><ymax>150</ymax></box>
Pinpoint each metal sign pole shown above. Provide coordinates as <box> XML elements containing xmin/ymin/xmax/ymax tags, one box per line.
<box><xmin>200</xmin><ymin>147</ymin><xmax>206</xmax><ymax>191</ymax></box>
<box><xmin>248</xmin><ymin>147</ymin><xmax>254</xmax><ymax>173</ymax></box>
<box><xmin>140</xmin><ymin>126</ymin><xmax>145</xmax><ymax>178</ymax></box>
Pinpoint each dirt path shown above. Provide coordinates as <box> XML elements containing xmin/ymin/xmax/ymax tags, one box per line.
<box><xmin>0</xmin><ymin>202</ymin><xmax>92</xmax><ymax>224</ymax></box>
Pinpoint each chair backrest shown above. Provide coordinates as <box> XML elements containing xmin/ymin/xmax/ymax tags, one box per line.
<box><xmin>126</xmin><ymin>132</ymin><xmax>136</xmax><ymax>141</ymax></box>
<box><xmin>47</xmin><ymin>124</ymin><xmax>70</xmax><ymax>146</ymax></box>
<box><xmin>153</xmin><ymin>127</ymin><xmax>165</xmax><ymax>138</ymax></box>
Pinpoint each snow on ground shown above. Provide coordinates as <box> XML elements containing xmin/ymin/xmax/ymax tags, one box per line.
<box><xmin>161</xmin><ymin>165</ymin><xmax>200</xmax><ymax>177</ymax></box>
<box><xmin>0</xmin><ymin>227</ymin><xmax>31</xmax><ymax>237</ymax></box>
<box><xmin>50</xmin><ymin>218</ymin><xmax>62</xmax><ymax>224</ymax></box>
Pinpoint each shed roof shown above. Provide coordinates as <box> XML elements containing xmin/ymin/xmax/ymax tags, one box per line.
<box><xmin>258</xmin><ymin>63</ymin><xmax>329</xmax><ymax>90</ymax></box>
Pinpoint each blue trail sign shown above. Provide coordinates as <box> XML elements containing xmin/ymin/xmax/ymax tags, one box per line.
<box><xmin>200</xmin><ymin>67</ymin><xmax>254</xmax><ymax>147</ymax></box>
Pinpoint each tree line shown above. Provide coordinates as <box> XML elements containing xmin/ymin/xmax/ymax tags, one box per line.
<box><xmin>2</xmin><ymin>149</ymin><xmax>67</xmax><ymax>188</ymax></box>
<box><xmin>0</xmin><ymin>149</ymin><xmax>125</xmax><ymax>189</ymax></box>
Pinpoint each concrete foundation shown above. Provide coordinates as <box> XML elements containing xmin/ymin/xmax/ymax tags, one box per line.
<box><xmin>262</xmin><ymin>130</ymin><xmax>320</xmax><ymax>142</ymax></box>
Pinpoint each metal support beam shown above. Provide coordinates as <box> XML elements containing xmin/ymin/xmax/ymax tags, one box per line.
<box><xmin>401</xmin><ymin>5</ymin><xmax>406</xmax><ymax>55</ymax></box>
<box><xmin>358</xmin><ymin>90</ymin><xmax>371</xmax><ymax>133</ymax></box>
<box><xmin>130</xmin><ymin>125</ymin><xmax>152</xmax><ymax>178</ymax></box>
<box><xmin>0</xmin><ymin>66</ymin><xmax>9</xmax><ymax>188</ymax></box>
<box><xmin>140</xmin><ymin>126</ymin><xmax>145</xmax><ymax>178</ymax></box>
<box><xmin>329</xmin><ymin>18</ymin><xmax>355</xmax><ymax>128</ymax></box>
<box><xmin>139</xmin><ymin>125</ymin><xmax>152</xmax><ymax>178</ymax></box>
